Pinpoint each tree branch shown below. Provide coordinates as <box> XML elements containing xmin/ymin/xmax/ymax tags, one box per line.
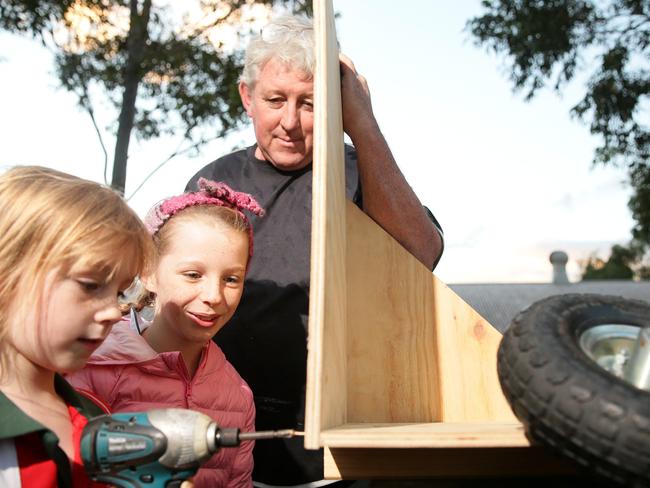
<box><xmin>125</xmin><ymin>129</ymin><xmax>230</xmax><ymax>201</ymax></box>
<box><xmin>80</xmin><ymin>85</ymin><xmax>110</xmax><ymax>185</ymax></box>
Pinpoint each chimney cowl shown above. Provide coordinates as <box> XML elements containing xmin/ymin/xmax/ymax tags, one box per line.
<box><xmin>550</xmin><ymin>250</ymin><xmax>570</xmax><ymax>284</ymax></box>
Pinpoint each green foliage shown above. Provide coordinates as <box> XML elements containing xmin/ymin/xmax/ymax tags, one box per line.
<box><xmin>468</xmin><ymin>1</ymin><xmax>650</xmax><ymax>242</ymax></box>
<box><xmin>0</xmin><ymin>0</ymin><xmax>310</xmax><ymax>193</ymax></box>
<box><xmin>581</xmin><ymin>244</ymin><xmax>636</xmax><ymax>280</ymax></box>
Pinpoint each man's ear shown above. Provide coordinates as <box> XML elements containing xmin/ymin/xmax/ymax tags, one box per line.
<box><xmin>239</xmin><ymin>82</ymin><xmax>253</xmax><ymax>116</ymax></box>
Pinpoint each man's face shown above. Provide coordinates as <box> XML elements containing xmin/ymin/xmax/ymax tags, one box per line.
<box><xmin>239</xmin><ymin>57</ymin><xmax>314</xmax><ymax>171</ymax></box>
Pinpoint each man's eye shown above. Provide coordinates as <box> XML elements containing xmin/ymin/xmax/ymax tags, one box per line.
<box><xmin>266</xmin><ymin>97</ymin><xmax>284</xmax><ymax>106</ymax></box>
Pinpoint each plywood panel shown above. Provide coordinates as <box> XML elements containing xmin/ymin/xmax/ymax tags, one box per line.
<box><xmin>307</xmin><ymin>0</ymin><xmax>516</xmax><ymax>445</ymax></box>
<box><xmin>305</xmin><ymin>0</ymin><xmax>347</xmax><ymax>449</ymax></box>
<box><xmin>345</xmin><ymin>203</ymin><xmax>515</xmax><ymax>424</ymax></box>
<box><xmin>346</xmin><ymin>202</ymin><xmax>439</xmax><ymax>423</ymax></box>
<box><xmin>432</xmin><ymin>279</ymin><xmax>516</xmax><ymax>422</ymax></box>
<box><xmin>305</xmin><ymin>0</ymin><xmax>581</xmax><ymax>479</ymax></box>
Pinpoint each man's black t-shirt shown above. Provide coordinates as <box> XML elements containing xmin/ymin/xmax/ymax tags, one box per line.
<box><xmin>186</xmin><ymin>144</ymin><xmax>361</xmax><ymax>485</ymax></box>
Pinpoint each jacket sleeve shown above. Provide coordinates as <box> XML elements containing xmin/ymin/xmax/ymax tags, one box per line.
<box><xmin>227</xmin><ymin>393</ymin><xmax>256</xmax><ymax>488</ymax></box>
<box><xmin>65</xmin><ymin>366</ymin><xmax>120</xmax><ymax>410</ymax></box>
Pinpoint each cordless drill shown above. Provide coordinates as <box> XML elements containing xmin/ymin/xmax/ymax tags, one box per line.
<box><xmin>80</xmin><ymin>408</ymin><xmax>295</xmax><ymax>488</ymax></box>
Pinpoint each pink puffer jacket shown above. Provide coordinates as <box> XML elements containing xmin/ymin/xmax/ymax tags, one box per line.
<box><xmin>67</xmin><ymin>320</ymin><xmax>255</xmax><ymax>488</ymax></box>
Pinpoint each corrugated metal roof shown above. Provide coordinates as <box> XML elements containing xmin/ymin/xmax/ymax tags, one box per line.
<box><xmin>449</xmin><ymin>281</ymin><xmax>650</xmax><ymax>333</ymax></box>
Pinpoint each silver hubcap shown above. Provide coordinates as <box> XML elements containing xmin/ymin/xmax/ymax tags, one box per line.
<box><xmin>579</xmin><ymin>324</ymin><xmax>650</xmax><ymax>391</ymax></box>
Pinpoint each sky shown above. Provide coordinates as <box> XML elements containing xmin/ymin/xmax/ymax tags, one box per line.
<box><xmin>0</xmin><ymin>1</ymin><xmax>635</xmax><ymax>284</ymax></box>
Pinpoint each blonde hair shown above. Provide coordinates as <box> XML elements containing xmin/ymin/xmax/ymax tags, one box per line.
<box><xmin>0</xmin><ymin>166</ymin><xmax>153</xmax><ymax>374</ymax></box>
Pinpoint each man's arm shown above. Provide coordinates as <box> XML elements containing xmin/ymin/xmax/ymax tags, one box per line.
<box><xmin>340</xmin><ymin>54</ymin><xmax>443</xmax><ymax>270</ymax></box>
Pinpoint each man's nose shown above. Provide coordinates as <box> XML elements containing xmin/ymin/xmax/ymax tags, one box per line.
<box><xmin>281</xmin><ymin>103</ymin><xmax>300</xmax><ymax>131</ymax></box>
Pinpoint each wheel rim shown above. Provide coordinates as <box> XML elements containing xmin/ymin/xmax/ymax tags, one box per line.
<box><xmin>578</xmin><ymin>324</ymin><xmax>640</xmax><ymax>380</ymax></box>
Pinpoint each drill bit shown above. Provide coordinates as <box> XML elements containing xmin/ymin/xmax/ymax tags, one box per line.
<box><xmin>238</xmin><ymin>429</ymin><xmax>296</xmax><ymax>440</ymax></box>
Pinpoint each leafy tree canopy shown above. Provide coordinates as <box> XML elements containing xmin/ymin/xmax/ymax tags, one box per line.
<box><xmin>468</xmin><ymin>1</ymin><xmax>650</xmax><ymax>242</ymax></box>
<box><xmin>581</xmin><ymin>243</ymin><xmax>637</xmax><ymax>279</ymax></box>
<box><xmin>0</xmin><ymin>0</ymin><xmax>310</xmax><ymax>194</ymax></box>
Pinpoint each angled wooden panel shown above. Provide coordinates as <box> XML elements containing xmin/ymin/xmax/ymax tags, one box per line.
<box><xmin>432</xmin><ymin>279</ymin><xmax>515</xmax><ymax>421</ymax></box>
<box><xmin>345</xmin><ymin>203</ymin><xmax>515</xmax><ymax>423</ymax></box>
<box><xmin>305</xmin><ymin>0</ymin><xmax>347</xmax><ymax>449</ymax></box>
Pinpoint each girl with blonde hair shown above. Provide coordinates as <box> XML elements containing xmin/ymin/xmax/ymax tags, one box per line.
<box><xmin>0</xmin><ymin>166</ymin><xmax>152</xmax><ymax>487</ymax></box>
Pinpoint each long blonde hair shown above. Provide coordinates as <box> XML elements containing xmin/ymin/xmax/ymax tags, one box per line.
<box><xmin>0</xmin><ymin>166</ymin><xmax>153</xmax><ymax>375</ymax></box>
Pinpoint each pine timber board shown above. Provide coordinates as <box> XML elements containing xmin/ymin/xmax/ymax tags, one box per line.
<box><xmin>319</xmin><ymin>422</ymin><xmax>528</xmax><ymax>448</ymax></box>
<box><xmin>346</xmin><ymin>203</ymin><xmax>515</xmax><ymax>425</ymax></box>
<box><xmin>305</xmin><ymin>0</ymin><xmax>347</xmax><ymax>449</ymax></box>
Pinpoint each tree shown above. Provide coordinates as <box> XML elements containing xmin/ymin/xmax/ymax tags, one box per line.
<box><xmin>581</xmin><ymin>243</ymin><xmax>637</xmax><ymax>279</ymax></box>
<box><xmin>467</xmin><ymin>1</ymin><xmax>650</xmax><ymax>242</ymax></box>
<box><xmin>0</xmin><ymin>0</ymin><xmax>310</xmax><ymax>194</ymax></box>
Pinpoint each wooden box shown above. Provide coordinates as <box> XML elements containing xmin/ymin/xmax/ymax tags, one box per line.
<box><xmin>304</xmin><ymin>0</ymin><xmax>574</xmax><ymax>479</ymax></box>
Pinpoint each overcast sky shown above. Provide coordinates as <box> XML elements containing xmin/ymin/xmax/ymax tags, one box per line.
<box><xmin>0</xmin><ymin>0</ymin><xmax>634</xmax><ymax>283</ymax></box>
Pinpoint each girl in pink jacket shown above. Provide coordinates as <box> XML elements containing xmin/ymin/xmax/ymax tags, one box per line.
<box><xmin>68</xmin><ymin>179</ymin><xmax>265</xmax><ymax>488</ymax></box>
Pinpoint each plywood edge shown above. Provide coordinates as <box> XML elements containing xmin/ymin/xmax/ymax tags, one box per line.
<box><xmin>319</xmin><ymin>422</ymin><xmax>529</xmax><ymax>448</ymax></box>
<box><xmin>305</xmin><ymin>0</ymin><xmax>347</xmax><ymax>450</ymax></box>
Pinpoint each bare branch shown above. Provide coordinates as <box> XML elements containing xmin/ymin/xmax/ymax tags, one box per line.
<box><xmin>126</xmin><ymin>129</ymin><xmax>231</xmax><ymax>201</ymax></box>
<box><xmin>80</xmin><ymin>85</ymin><xmax>110</xmax><ymax>185</ymax></box>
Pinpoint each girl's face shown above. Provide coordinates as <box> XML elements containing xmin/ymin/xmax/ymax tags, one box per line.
<box><xmin>10</xmin><ymin>265</ymin><xmax>131</xmax><ymax>374</ymax></box>
<box><xmin>147</xmin><ymin>219</ymin><xmax>249</xmax><ymax>347</ymax></box>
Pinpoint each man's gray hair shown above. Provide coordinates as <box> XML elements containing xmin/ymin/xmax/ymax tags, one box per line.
<box><xmin>239</xmin><ymin>15</ymin><xmax>315</xmax><ymax>87</ymax></box>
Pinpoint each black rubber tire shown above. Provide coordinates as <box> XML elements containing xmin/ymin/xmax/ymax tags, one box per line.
<box><xmin>498</xmin><ymin>293</ymin><xmax>650</xmax><ymax>487</ymax></box>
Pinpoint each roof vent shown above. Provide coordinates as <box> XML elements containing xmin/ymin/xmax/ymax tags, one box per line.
<box><xmin>549</xmin><ymin>250</ymin><xmax>569</xmax><ymax>284</ymax></box>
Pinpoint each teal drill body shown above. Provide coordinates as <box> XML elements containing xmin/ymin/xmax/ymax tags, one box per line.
<box><xmin>80</xmin><ymin>408</ymin><xmax>294</xmax><ymax>488</ymax></box>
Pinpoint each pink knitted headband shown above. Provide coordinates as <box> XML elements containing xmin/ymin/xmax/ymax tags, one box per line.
<box><xmin>144</xmin><ymin>178</ymin><xmax>265</xmax><ymax>257</ymax></box>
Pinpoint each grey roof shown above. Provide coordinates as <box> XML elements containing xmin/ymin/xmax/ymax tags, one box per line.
<box><xmin>449</xmin><ymin>281</ymin><xmax>650</xmax><ymax>333</ymax></box>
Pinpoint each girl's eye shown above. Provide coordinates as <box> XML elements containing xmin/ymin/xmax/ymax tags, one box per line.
<box><xmin>225</xmin><ymin>276</ymin><xmax>242</xmax><ymax>285</ymax></box>
<box><xmin>183</xmin><ymin>272</ymin><xmax>201</xmax><ymax>280</ymax></box>
<box><xmin>77</xmin><ymin>280</ymin><xmax>100</xmax><ymax>293</ymax></box>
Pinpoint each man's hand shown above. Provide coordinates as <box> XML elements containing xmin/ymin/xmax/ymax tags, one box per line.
<box><xmin>337</xmin><ymin>56</ymin><xmax>443</xmax><ymax>269</ymax></box>
<box><xmin>339</xmin><ymin>53</ymin><xmax>379</xmax><ymax>143</ymax></box>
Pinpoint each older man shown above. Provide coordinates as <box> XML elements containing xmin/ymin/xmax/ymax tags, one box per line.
<box><xmin>187</xmin><ymin>15</ymin><xmax>443</xmax><ymax>487</ymax></box>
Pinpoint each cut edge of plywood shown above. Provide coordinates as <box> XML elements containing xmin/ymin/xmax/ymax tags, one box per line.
<box><xmin>319</xmin><ymin>422</ymin><xmax>529</xmax><ymax>448</ymax></box>
<box><xmin>305</xmin><ymin>0</ymin><xmax>347</xmax><ymax>450</ymax></box>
